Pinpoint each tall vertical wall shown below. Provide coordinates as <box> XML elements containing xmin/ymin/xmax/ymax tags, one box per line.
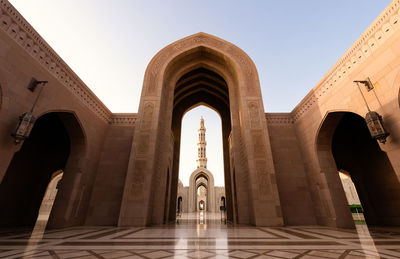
<box><xmin>266</xmin><ymin>113</ymin><xmax>316</xmax><ymax>225</ymax></box>
<box><xmin>85</xmin><ymin>114</ymin><xmax>137</xmax><ymax>225</ymax></box>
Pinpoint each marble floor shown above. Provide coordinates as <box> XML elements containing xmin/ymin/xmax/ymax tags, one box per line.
<box><xmin>1</xmin><ymin>212</ymin><xmax>400</xmax><ymax>258</ymax></box>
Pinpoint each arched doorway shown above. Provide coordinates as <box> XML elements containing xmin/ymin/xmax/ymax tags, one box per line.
<box><xmin>199</xmin><ymin>200</ymin><xmax>205</xmax><ymax>211</ymax></box>
<box><xmin>188</xmin><ymin>170</ymin><xmax>215</xmax><ymax>213</ymax></box>
<box><xmin>197</xmin><ymin>184</ymin><xmax>207</xmax><ymax>211</ymax></box>
<box><xmin>316</xmin><ymin>111</ymin><xmax>400</xmax><ymax>226</ymax></box>
<box><xmin>196</xmin><ymin>181</ymin><xmax>208</xmax><ymax>212</ymax></box>
<box><xmin>0</xmin><ymin>112</ymin><xmax>86</xmax><ymax>229</ymax></box>
<box><xmin>119</xmin><ymin>33</ymin><xmax>282</xmax><ymax>227</ymax></box>
<box><xmin>170</xmin><ymin>67</ymin><xmax>230</xmax><ymax>221</ymax></box>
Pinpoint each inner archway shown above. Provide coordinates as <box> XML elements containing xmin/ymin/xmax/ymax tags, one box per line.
<box><xmin>197</xmin><ymin>185</ymin><xmax>207</xmax><ymax>211</ymax></box>
<box><xmin>316</xmin><ymin>112</ymin><xmax>400</xmax><ymax>226</ymax></box>
<box><xmin>168</xmin><ymin>67</ymin><xmax>232</xmax><ymax>223</ymax></box>
<box><xmin>0</xmin><ymin>112</ymin><xmax>86</xmax><ymax>230</ymax></box>
<box><xmin>196</xmin><ymin>176</ymin><xmax>208</xmax><ymax>212</ymax></box>
<box><xmin>175</xmin><ymin>104</ymin><xmax>226</xmax><ymax>220</ymax></box>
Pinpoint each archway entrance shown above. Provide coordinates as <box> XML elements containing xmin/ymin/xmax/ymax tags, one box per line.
<box><xmin>199</xmin><ymin>200</ymin><xmax>205</xmax><ymax>210</ymax></box>
<box><xmin>0</xmin><ymin>112</ymin><xmax>85</xmax><ymax>230</ymax></box>
<box><xmin>188</xmin><ymin>169</ymin><xmax>215</xmax><ymax>213</ymax></box>
<box><xmin>119</xmin><ymin>33</ymin><xmax>283</xmax><ymax>227</ymax></box>
<box><xmin>168</xmin><ymin>67</ymin><xmax>232</xmax><ymax>223</ymax></box>
<box><xmin>196</xmin><ymin>181</ymin><xmax>208</xmax><ymax>212</ymax></box>
<box><xmin>175</xmin><ymin>106</ymin><xmax>225</xmax><ymax>219</ymax></box>
<box><xmin>317</xmin><ymin>112</ymin><xmax>400</xmax><ymax>226</ymax></box>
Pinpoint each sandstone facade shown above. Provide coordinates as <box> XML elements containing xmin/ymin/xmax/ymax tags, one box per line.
<box><xmin>0</xmin><ymin>0</ymin><xmax>400</xmax><ymax>229</ymax></box>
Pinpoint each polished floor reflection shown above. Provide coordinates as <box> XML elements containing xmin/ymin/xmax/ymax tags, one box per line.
<box><xmin>1</xmin><ymin>213</ymin><xmax>400</xmax><ymax>258</ymax></box>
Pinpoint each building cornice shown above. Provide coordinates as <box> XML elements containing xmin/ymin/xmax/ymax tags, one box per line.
<box><xmin>0</xmin><ymin>0</ymin><xmax>112</xmax><ymax>123</ymax></box>
<box><xmin>265</xmin><ymin>113</ymin><xmax>293</xmax><ymax>124</ymax></box>
<box><xmin>111</xmin><ymin>113</ymin><xmax>137</xmax><ymax>126</ymax></box>
<box><xmin>291</xmin><ymin>0</ymin><xmax>400</xmax><ymax>122</ymax></box>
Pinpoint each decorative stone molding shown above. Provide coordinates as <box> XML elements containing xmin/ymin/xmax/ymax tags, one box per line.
<box><xmin>265</xmin><ymin>113</ymin><xmax>293</xmax><ymax>124</ymax></box>
<box><xmin>292</xmin><ymin>0</ymin><xmax>400</xmax><ymax>122</ymax></box>
<box><xmin>0</xmin><ymin>0</ymin><xmax>112</xmax><ymax>122</ymax></box>
<box><xmin>145</xmin><ymin>32</ymin><xmax>258</xmax><ymax>97</ymax></box>
<box><xmin>111</xmin><ymin>114</ymin><xmax>137</xmax><ymax>125</ymax></box>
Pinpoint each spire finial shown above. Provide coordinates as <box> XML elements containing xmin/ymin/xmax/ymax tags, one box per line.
<box><xmin>200</xmin><ymin>116</ymin><xmax>204</xmax><ymax>128</ymax></box>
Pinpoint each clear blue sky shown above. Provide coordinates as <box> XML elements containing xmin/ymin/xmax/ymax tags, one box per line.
<box><xmin>9</xmin><ymin>0</ymin><xmax>392</xmax><ymax>186</ymax></box>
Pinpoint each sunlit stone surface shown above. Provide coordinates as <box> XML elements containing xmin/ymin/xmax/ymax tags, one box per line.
<box><xmin>1</xmin><ymin>213</ymin><xmax>400</xmax><ymax>258</ymax></box>
<box><xmin>1</xmin><ymin>3</ymin><xmax>400</xmax><ymax>259</ymax></box>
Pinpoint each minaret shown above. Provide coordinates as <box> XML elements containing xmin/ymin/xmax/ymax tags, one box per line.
<box><xmin>197</xmin><ymin>117</ymin><xmax>207</xmax><ymax>168</ymax></box>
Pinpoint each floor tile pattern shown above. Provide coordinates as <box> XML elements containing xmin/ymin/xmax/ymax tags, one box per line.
<box><xmin>0</xmin><ymin>213</ymin><xmax>400</xmax><ymax>258</ymax></box>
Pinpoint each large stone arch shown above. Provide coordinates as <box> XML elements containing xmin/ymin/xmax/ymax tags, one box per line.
<box><xmin>118</xmin><ymin>33</ymin><xmax>282</xmax><ymax>227</ymax></box>
<box><xmin>314</xmin><ymin>111</ymin><xmax>356</xmax><ymax>228</ymax></box>
<box><xmin>36</xmin><ymin>109</ymin><xmax>87</xmax><ymax>141</ymax></box>
<box><xmin>188</xmin><ymin>168</ymin><xmax>215</xmax><ymax>213</ymax></box>
<box><xmin>315</xmin><ymin>111</ymin><xmax>400</xmax><ymax>227</ymax></box>
<box><xmin>0</xmin><ymin>111</ymin><xmax>87</xmax><ymax>229</ymax></box>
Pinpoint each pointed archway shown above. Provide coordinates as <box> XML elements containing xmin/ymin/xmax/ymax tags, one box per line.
<box><xmin>316</xmin><ymin>111</ymin><xmax>400</xmax><ymax>227</ymax></box>
<box><xmin>0</xmin><ymin>112</ymin><xmax>86</xmax><ymax>229</ymax></box>
<box><xmin>188</xmin><ymin>169</ymin><xmax>215</xmax><ymax>213</ymax></box>
<box><xmin>118</xmin><ymin>33</ymin><xmax>283</xmax><ymax>227</ymax></box>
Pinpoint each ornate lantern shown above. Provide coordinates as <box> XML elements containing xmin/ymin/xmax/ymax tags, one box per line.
<box><xmin>354</xmin><ymin>78</ymin><xmax>390</xmax><ymax>144</ymax></box>
<box><xmin>365</xmin><ymin>111</ymin><xmax>390</xmax><ymax>144</ymax></box>
<box><xmin>11</xmin><ymin>112</ymin><xmax>36</xmax><ymax>144</ymax></box>
<box><xmin>11</xmin><ymin>78</ymin><xmax>47</xmax><ymax>144</ymax></box>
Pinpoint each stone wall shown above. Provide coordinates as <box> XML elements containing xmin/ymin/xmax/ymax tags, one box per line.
<box><xmin>85</xmin><ymin>114</ymin><xmax>137</xmax><ymax>225</ymax></box>
<box><xmin>266</xmin><ymin>113</ymin><xmax>316</xmax><ymax>225</ymax></box>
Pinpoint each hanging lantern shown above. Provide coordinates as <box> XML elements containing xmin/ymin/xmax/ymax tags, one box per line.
<box><xmin>364</xmin><ymin>111</ymin><xmax>390</xmax><ymax>144</ymax></box>
<box><xmin>11</xmin><ymin>111</ymin><xmax>36</xmax><ymax>144</ymax></box>
<box><xmin>10</xmin><ymin>78</ymin><xmax>48</xmax><ymax>145</ymax></box>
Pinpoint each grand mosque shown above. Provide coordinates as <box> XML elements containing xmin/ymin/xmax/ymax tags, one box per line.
<box><xmin>0</xmin><ymin>0</ymin><xmax>400</xmax><ymax>257</ymax></box>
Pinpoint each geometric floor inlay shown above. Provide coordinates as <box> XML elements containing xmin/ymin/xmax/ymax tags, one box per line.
<box><xmin>1</xmin><ymin>213</ymin><xmax>400</xmax><ymax>258</ymax></box>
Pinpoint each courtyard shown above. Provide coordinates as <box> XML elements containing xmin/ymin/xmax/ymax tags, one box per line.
<box><xmin>1</xmin><ymin>213</ymin><xmax>400</xmax><ymax>258</ymax></box>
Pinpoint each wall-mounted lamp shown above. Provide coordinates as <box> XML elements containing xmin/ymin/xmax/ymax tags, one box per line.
<box><xmin>11</xmin><ymin>78</ymin><xmax>48</xmax><ymax>144</ymax></box>
<box><xmin>354</xmin><ymin>78</ymin><xmax>389</xmax><ymax>144</ymax></box>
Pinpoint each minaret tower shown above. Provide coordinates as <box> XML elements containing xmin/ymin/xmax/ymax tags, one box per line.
<box><xmin>197</xmin><ymin>117</ymin><xmax>207</xmax><ymax>168</ymax></box>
